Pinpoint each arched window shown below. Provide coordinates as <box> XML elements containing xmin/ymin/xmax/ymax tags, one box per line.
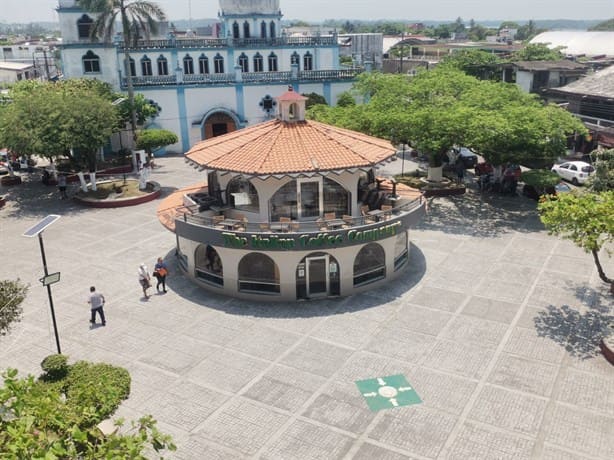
<box><xmin>157</xmin><ymin>55</ymin><xmax>168</xmax><ymax>75</ymax></box>
<box><xmin>226</xmin><ymin>176</ymin><xmax>259</xmax><ymax>213</ymax></box>
<box><xmin>260</xmin><ymin>21</ymin><xmax>267</xmax><ymax>38</ymax></box>
<box><xmin>243</xmin><ymin>21</ymin><xmax>250</xmax><ymax>38</ymax></box>
<box><xmin>199</xmin><ymin>54</ymin><xmax>209</xmax><ymax>74</ymax></box>
<box><xmin>303</xmin><ymin>52</ymin><xmax>313</xmax><ymax>71</ymax></box>
<box><xmin>253</xmin><ymin>53</ymin><xmax>263</xmax><ymax>72</ymax></box>
<box><xmin>353</xmin><ymin>243</ymin><xmax>386</xmax><ymax>286</ymax></box>
<box><xmin>238</xmin><ymin>53</ymin><xmax>249</xmax><ymax>73</ymax></box>
<box><xmin>183</xmin><ymin>54</ymin><xmax>194</xmax><ymax>74</ymax></box>
<box><xmin>232</xmin><ymin>21</ymin><xmax>240</xmax><ymax>39</ymax></box>
<box><xmin>238</xmin><ymin>253</ymin><xmax>280</xmax><ymax>294</ymax></box>
<box><xmin>214</xmin><ymin>54</ymin><xmax>224</xmax><ymax>74</ymax></box>
<box><xmin>323</xmin><ymin>176</ymin><xmax>350</xmax><ymax>216</ymax></box>
<box><xmin>141</xmin><ymin>55</ymin><xmax>152</xmax><ymax>76</ymax></box>
<box><xmin>291</xmin><ymin>51</ymin><xmax>300</xmax><ymax>69</ymax></box>
<box><xmin>269</xmin><ymin>180</ymin><xmax>297</xmax><ymax>221</ymax></box>
<box><xmin>289</xmin><ymin>103</ymin><xmax>297</xmax><ymax>120</ymax></box>
<box><xmin>127</xmin><ymin>57</ymin><xmax>136</xmax><ymax>76</ymax></box>
<box><xmin>195</xmin><ymin>245</ymin><xmax>223</xmax><ymax>286</ymax></box>
<box><xmin>269</xmin><ymin>21</ymin><xmax>276</xmax><ymax>38</ymax></box>
<box><xmin>394</xmin><ymin>231</ymin><xmax>409</xmax><ymax>271</ymax></box>
<box><xmin>268</xmin><ymin>52</ymin><xmax>278</xmax><ymax>72</ymax></box>
<box><xmin>77</xmin><ymin>14</ymin><xmax>94</xmax><ymax>39</ymax></box>
<box><xmin>82</xmin><ymin>50</ymin><xmax>100</xmax><ymax>73</ymax></box>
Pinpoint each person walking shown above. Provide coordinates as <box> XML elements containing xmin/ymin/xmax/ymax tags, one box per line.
<box><xmin>138</xmin><ymin>263</ymin><xmax>151</xmax><ymax>299</ymax></box>
<box><xmin>58</xmin><ymin>174</ymin><xmax>68</xmax><ymax>199</ymax></box>
<box><xmin>455</xmin><ymin>158</ymin><xmax>465</xmax><ymax>185</ymax></box>
<box><xmin>88</xmin><ymin>286</ymin><xmax>106</xmax><ymax>326</ymax></box>
<box><xmin>153</xmin><ymin>257</ymin><xmax>169</xmax><ymax>293</ymax></box>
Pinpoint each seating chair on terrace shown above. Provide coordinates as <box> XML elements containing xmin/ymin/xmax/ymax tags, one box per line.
<box><xmin>259</xmin><ymin>223</ymin><xmax>270</xmax><ymax>232</ymax></box>
<box><xmin>361</xmin><ymin>205</ymin><xmax>376</xmax><ymax>224</ymax></box>
<box><xmin>342</xmin><ymin>215</ymin><xmax>354</xmax><ymax>228</ymax></box>
<box><xmin>279</xmin><ymin>216</ymin><xmax>292</xmax><ymax>232</ymax></box>
<box><xmin>324</xmin><ymin>212</ymin><xmax>336</xmax><ymax>221</ymax></box>
<box><xmin>380</xmin><ymin>205</ymin><xmax>393</xmax><ymax>220</ymax></box>
<box><xmin>212</xmin><ymin>215</ymin><xmax>225</xmax><ymax>229</ymax></box>
<box><xmin>316</xmin><ymin>218</ymin><xmax>328</xmax><ymax>231</ymax></box>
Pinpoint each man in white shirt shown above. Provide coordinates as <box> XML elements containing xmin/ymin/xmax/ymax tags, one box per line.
<box><xmin>88</xmin><ymin>286</ymin><xmax>106</xmax><ymax>326</ymax></box>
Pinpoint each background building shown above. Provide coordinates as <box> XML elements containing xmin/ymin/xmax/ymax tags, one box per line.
<box><xmin>57</xmin><ymin>0</ymin><xmax>360</xmax><ymax>153</ymax></box>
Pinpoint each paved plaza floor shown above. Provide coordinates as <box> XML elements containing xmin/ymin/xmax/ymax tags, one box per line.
<box><xmin>1</xmin><ymin>157</ymin><xmax>613</xmax><ymax>459</ymax></box>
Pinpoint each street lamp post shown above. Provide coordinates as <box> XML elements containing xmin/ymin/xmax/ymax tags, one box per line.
<box><xmin>23</xmin><ymin>215</ymin><xmax>62</xmax><ymax>354</ymax></box>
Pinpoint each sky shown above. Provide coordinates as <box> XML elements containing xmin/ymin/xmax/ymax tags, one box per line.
<box><xmin>1</xmin><ymin>0</ymin><xmax>613</xmax><ymax>24</ymax></box>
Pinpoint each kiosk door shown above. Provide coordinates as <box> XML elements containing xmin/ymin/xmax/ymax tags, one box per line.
<box><xmin>306</xmin><ymin>255</ymin><xmax>328</xmax><ymax>298</ymax></box>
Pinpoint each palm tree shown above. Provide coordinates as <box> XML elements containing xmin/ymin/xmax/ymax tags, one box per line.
<box><xmin>78</xmin><ymin>0</ymin><xmax>166</xmax><ymax>140</ymax></box>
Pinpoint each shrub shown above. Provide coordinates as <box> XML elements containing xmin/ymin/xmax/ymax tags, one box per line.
<box><xmin>64</xmin><ymin>361</ymin><xmax>131</xmax><ymax>426</ymax></box>
<box><xmin>0</xmin><ymin>279</ymin><xmax>28</xmax><ymax>336</ymax></box>
<box><xmin>40</xmin><ymin>354</ymin><xmax>69</xmax><ymax>382</ymax></box>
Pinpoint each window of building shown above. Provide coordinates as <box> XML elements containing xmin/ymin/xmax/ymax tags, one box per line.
<box><xmin>253</xmin><ymin>53</ymin><xmax>263</xmax><ymax>72</ymax></box>
<box><xmin>77</xmin><ymin>14</ymin><xmax>94</xmax><ymax>39</ymax></box>
<box><xmin>232</xmin><ymin>21</ymin><xmax>240</xmax><ymax>39</ymax></box>
<box><xmin>268</xmin><ymin>52</ymin><xmax>278</xmax><ymax>72</ymax></box>
<box><xmin>199</xmin><ymin>54</ymin><xmax>209</xmax><ymax>74</ymax></box>
<box><xmin>394</xmin><ymin>231</ymin><xmax>409</xmax><ymax>271</ymax></box>
<box><xmin>291</xmin><ymin>51</ymin><xmax>300</xmax><ymax>69</ymax></box>
<box><xmin>82</xmin><ymin>50</ymin><xmax>100</xmax><ymax>73</ymax></box>
<box><xmin>195</xmin><ymin>245</ymin><xmax>223</xmax><ymax>286</ymax></box>
<box><xmin>226</xmin><ymin>176</ymin><xmax>259</xmax><ymax>213</ymax></box>
<box><xmin>261</xmin><ymin>21</ymin><xmax>267</xmax><ymax>38</ymax></box>
<box><xmin>157</xmin><ymin>55</ymin><xmax>168</xmax><ymax>75</ymax></box>
<box><xmin>183</xmin><ymin>54</ymin><xmax>194</xmax><ymax>74</ymax></box>
<box><xmin>270</xmin><ymin>21</ymin><xmax>276</xmax><ymax>38</ymax></box>
<box><xmin>238</xmin><ymin>253</ymin><xmax>280</xmax><ymax>294</ymax></box>
<box><xmin>243</xmin><ymin>21</ymin><xmax>250</xmax><ymax>38</ymax></box>
<box><xmin>238</xmin><ymin>53</ymin><xmax>249</xmax><ymax>73</ymax></box>
<box><xmin>303</xmin><ymin>52</ymin><xmax>313</xmax><ymax>71</ymax></box>
<box><xmin>141</xmin><ymin>56</ymin><xmax>152</xmax><ymax>76</ymax></box>
<box><xmin>127</xmin><ymin>57</ymin><xmax>136</xmax><ymax>76</ymax></box>
<box><xmin>269</xmin><ymin>180</ymin><xmax>297</xmax><ymax>221</ymax></box>
<box><xmin>322</xmin><ymin>177</ymin><xmax>350</xmax><ymax>217</ymax></box>
<box><xmin>353</xmin><ymin>243</ymin><xmax>386</xmax><ymax>286</ymax></box>
<box><xmin>214</xmin><ymin>54</ymin><xmax>224</xmax><ymax>73</ymax></box>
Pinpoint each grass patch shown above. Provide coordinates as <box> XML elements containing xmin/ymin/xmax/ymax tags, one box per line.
<box><xmin>77</xmin><ymin>180</ymin><xmax>153</xmax><ymax>199</ymax></box>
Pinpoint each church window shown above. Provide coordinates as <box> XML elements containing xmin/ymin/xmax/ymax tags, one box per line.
<box><xmin>253</xmin><ymin>53</ymin><xmax>263</xmax><ymax>72</ymax></box>
<box><xmin>214</xmin><ymin>54</ymin><xmax>224</xmax><ymax>73</ymax></box>
<box><xmin>268</xmin><ymin>52</ymin><xmax>278</xmax><ymax>72</ymax></box>
<box><xmin>238</xmin><ymin>53</ymin><xmax>249</xmax><ymax>73</ymax></box>
<box><xmin>304</xmin><ymin>52</ymin><xmax>313</xmax><ymax>71</ymax></box>
<box><xmin>77</xmin><ymin>14</ymin><xmax>94</xmax><ymax>39</ymax></box>
<box><xmin>291</xmin><ymin>52</ymin><xmax>300</xmax><ymax>69</ymax></box>
<box><xmin>82</xmin><ymin>50</ymin><xmax>100</xmax><ymax>73</ymax></box>
<box><xmin>183</xmin><ymin>55</ymin><xmax>194</xmax><ymax>74</ymax></box>
<box><xmin>243</xmin><ymin>21</ymin><xmax>250</xmax><ymax>38</ymax></box>
<box><xmin>232</xmin><ymin>21</ymin><xmax>240</xmax><ymax>39</ymax></box>
<box><xmin>141</xmin><ymin>56</ymin><xmax>152</xmax><ymax>76</ymax></box>
<box><xmin>199</xmin><ymin>54</ymin><xmax>209</xmax><ymax>74</ymax></box>
<box><xmin>270</xmin><ymin>21</ymin><xmax>276</xmax><ymax>38</ymax></box>
<box><xmin>157</xmin><ymin>55</ymin><xmax>168</xmax><ymax>75</ymax></box>
<box><xmin>261</xmin><ymin>21</ymin><xmax>267</xmax><ymax>38</ymax></box>
<box><xmin>127</xmin><ymin>57</ymin><xmax>136</xmax><ymax>76</ymax></box>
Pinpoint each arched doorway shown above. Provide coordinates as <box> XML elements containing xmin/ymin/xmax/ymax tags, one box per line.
<box><xmin>195</xmin><ymin>244</ymin><xmax>224</xmax><ymax>286</ymax></box>
<box><xmin>202</xmin><ymin>111</ymin><xmax>238</xmax><ymax>139</ymax></box>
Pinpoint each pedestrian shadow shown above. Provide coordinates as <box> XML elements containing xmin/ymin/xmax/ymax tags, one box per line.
<box><xmin>533</xmin><ymin>287</ymin><xmax>613</xmax><ymax>359</ymax></box>
<box><xmin>162</xmin><ymin>243</ymin><xmax>427</xmax><ymax>319</ymax></box>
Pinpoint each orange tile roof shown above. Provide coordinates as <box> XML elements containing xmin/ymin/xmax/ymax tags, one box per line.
<box><xmin>157</xmin><ymin>182</ymin><xmax>207</xmax><ymax>232</ymax></box>
<box><xmin>185</xmin><ymin>119</ymin><xmax>396</xmax><ymax>175</ymax></box>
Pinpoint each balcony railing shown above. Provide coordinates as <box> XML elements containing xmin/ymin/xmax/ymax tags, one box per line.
<box><xmin>121</xmin><ymin>68</ymin><xmax>362</xmax><ymax>88</ymax></box>
<box><xmin>181</xmin><ymin>197</ymin><xmax>424</xmax><ymax>234</ymax></box>
<box><xmin>118</xmin><ymin>35</ymin><xmax>337</xmax><ymax>51</ymax></box>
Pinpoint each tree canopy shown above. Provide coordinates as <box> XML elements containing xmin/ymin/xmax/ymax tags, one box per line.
<box><xmin>135</xmin><ymin>128</ymin><xmax>178</xmax><ymax>155</ymax></box>
<box><xmin>539</xmin><ymin>191</ymin><xmax>614</xmax><ymax>286</ymax></box>
<box><xmin>587</xmin><ymin>148</ymin><xmax>614</xmax><ymax>192</ymax></box>
<box><xmin>0</xmin><ymin>279</ymin><xmax>28</xmax><ymax>336</ymax></box>
<box><xmin>588</xmin><ymin>18</ymin><xmax>614</xmax><ymax>31</ymax></box>
<box><xmin>511</xmin><ymin>43</ymin><xmax>565</xmax><ymax>61</ymax></box>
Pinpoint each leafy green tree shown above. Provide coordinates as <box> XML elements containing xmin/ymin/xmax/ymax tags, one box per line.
<box><xmin>516</xmin><ymin>20</ymin><xmax>543</xmax><ymax>41</ymax></box>
<box><xmin>512</xmin><ymin>43</ymin><xmax>565</xmax><ymax>61</ymax></box>
<box><xmin>336</xmin><ymin>91</ymin><xmax>356</xmax><ymax>107</ymax></box>
<box><xmin>539</xmin><ymin>191</ymin><xmax>614</xmax><ymax>287</ymax></box>
<box><xmin>587</xmin><ymin>149</ymin><xmax>614</xmax><ymax>192</ymax></box>
<box><xmin>440</xmin><ymin>49</ymin><xmax>502</xmax><ymax>80</ymax></box>
<box><xmin>78</xmin><ymin>0</ymin><xmax>167</xmax><ymax>139</ymax></box>
<box><xmin>135</xmin><ymin>129</ymin><xmax>178</xmax><ymax>157</ymax></box>
<box><xmin>302</xmin><ymin>92</ymin><xmax>328</xmax><ymax>109</ymax></box>
<box><xmin>0</xmin><ymin>279</ymin><xmax>28</xmax><ymax>336</ymax></box>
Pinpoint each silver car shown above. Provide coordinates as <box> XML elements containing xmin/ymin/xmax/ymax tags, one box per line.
<box><xmin>551</xmin><ymin>161</ymin><xmax>594</xmax><ymax>185</ymax></box>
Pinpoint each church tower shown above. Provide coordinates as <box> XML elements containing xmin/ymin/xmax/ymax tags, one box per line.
<box><xmin>218</xmin><ymin>0</ymin><xmax>282</xmax><ymax>39</ymax></box>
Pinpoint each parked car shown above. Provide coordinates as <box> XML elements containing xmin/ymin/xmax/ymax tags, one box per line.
<box><xmin>0</xmin><ymin>162</ymin><xmax>8</xmax><ymax>176</ymax></box>
<box><xmin>523</xmin><ymin>181</ymin><xmax>572</xmax><ymax>201</ymax></box>
<box><xmin>551</xmin><ymin>161</ymin><xmax>594</xmax><ymax>185</ymax></box>
<box><xmin>444</xmin><ymin>147</ymin><xmax>478</xmax><ymax>169</ymax></box>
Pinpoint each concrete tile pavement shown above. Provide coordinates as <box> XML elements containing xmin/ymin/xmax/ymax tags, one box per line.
<box><xmin>0</xmin><ymin>156</ymin><xmax>613</xmax><ymax>459</ymax></box>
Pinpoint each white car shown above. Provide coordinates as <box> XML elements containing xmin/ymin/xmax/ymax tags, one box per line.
<box><xmin>551</xmin><ymin>161</ymin><xmax>594</xmax><ymax>185</ymax></box>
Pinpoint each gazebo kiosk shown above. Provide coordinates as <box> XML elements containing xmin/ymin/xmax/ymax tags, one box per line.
<box><xmin>158</xmin><ymin>88</ymin><xmax>426</xmax><ymax>301</ymax></box>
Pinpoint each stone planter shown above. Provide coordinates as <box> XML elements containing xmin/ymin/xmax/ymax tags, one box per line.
<box><xmin>74</xmin><ymin>180</ymin><xmax>161</xmax><ymax>208</ymax></box>
<box><xmin>1</xmin><ymin>175</ymin><xmax>22</xmax><ymax>186</ymax></box>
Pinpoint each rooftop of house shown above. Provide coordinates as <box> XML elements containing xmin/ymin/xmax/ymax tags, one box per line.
<box><xmin>511</xmin><ymin>60</ymin><xmax>588</xmax><ymax>72</ymax></box>
<box><xmin>549</xmin><ymin>64</ymin><xmax>614</xmax><ymax>99</ymax></box>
